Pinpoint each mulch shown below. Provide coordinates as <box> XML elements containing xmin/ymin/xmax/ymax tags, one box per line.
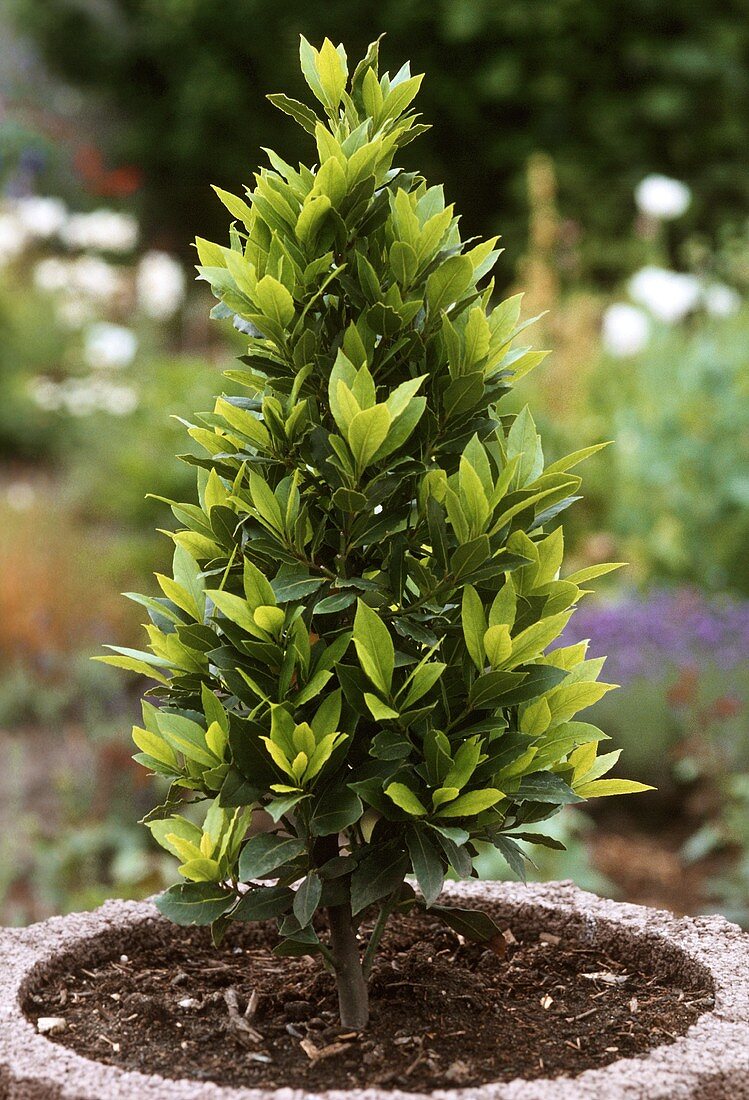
<box><xmin>24</xmin><ymin>909</ymin><xmax>712</xmax><ymax>1091</ymax></box>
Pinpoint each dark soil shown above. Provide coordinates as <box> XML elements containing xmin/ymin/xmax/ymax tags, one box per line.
<box><xmin>25</xmin><ymin>910</ymin><xmax>713</xmax><ymax>1091</ymax></box>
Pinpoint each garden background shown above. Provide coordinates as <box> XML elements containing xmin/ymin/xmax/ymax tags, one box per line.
<box><xmin>1</xmin><ymin>0</ymin><xmax>748</xmax><ymax>927</ymax></box>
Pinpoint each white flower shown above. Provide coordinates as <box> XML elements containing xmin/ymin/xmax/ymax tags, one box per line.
<box><xmin>97</xmin><ymin>381</ymin><xmax>139</xmax><ymax>416</ymax></box>
<box><xmin>60</xmin><ymin>377</ymin><xmax>100</xmax><ymax>417</ymax></box>
<box><xmin>0</xmin><ymin>211</ymin><xmax>30</xmax><ymax>264</ymax></box>
<box><xmin>628</xmin><ymin>265</ymin><xmax>702</xmax><ymax>324</ymax></box>
<box><xmin>71</xmin><ymin>255</ymin><xmax>126</xmax><ymax>302</ymax></box>
<box><xmin>33</xmin><ymin>257</ymin><xmax>70</xmax><ymax>293</ymax></box>
<box><xmin>601</xmin><ymin>303</ymin><xmax>651</xmax><ymax>357</ymax></box>
<box><xmin>61</xmin><ymin>208</ymin><xmax>138</xmax><ymax>253</ymax></box>
<box><xmin>84</xmin><ymin>322</ymin><xmax>138</xmax><ymax>370</ymax></box>
<box><xmin>15</xmin><ymin>196</ymin><xmax>68</xmax><ymax>239</ymax></box>
<box><xmin>28</xmin><ymin>377</ymin><xmax>64</xmax><ymax>411</ymax></box>
<box><xmin>635</xmin><ymin>175</ymin><xmax>691</xmax><ymax>221</ymax></box>
<box><xmin>136</xmin><ymin>251</ymin><xmax>186</xmax><ymax>318</ymax></box>
<box><xmin>703</xmin><ymin>283</ymin><xmax>741</xmax><ymax>318</ymax></box>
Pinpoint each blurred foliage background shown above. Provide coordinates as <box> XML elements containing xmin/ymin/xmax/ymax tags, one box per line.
<box><xmin>1</xmin><ymin>3</ymin><xmax>748</xmax><ymax>928</ymax></box>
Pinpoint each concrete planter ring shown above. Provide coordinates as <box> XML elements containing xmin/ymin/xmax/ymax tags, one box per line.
<box><xmin>1</xmin><ymin>880</ymin><xmax>748</xmax><ymax>1099</ymax></box>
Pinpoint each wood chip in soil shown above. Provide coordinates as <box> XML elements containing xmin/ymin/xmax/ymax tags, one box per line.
<box><xmin>24</xmin><ymin>910</ymin><xmax>713</xmax><ymax>1091</ymax></box>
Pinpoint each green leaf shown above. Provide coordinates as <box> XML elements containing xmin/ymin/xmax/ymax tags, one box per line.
<box><xmin>314</xmin><ymin>591</ymin><xmax>357</xmax><ymax>615</ymax></box>
<box><xmin>515</xmin><ymin>772</ymin><xmax>583</xmax><ymax>805</ymax></box>
<box><xmin>545</xmin><ymin>442</ymin><xmax>611</xmax><ymax>474</ymax></box>
<box><xmin>254</xmin><ymin>274</ymin><xmax>295</xmax><ymax>328</ymax></box>
<box><xmin>489</xmin><ymin>581</ymin><xmax>517</xmax><ymax>629</ymax></box>
<box><xmin>372</xmin><ymin>728</ymin><xmax>413</xmax><ymax>760</ymax></box>
<box><xmin>132</xmin><ymin>726</ymin><xmax>178</xmax><ymax>769</ymax></box>
<box><xmin>332</xmin><ymin>487</ymin><xmax>368</xmax><ymax>513</ymax></box>
<box><xmin>506</xmin><ymin>612</ymin><xmax>573</xmax><ymax>667</ymax></box>
<box><xmin>233</xmin><ymin>884</ymin><xmax>294</xmax><ymax>921</ymax></box>
<box><xmin>491</xmin><ymin>836</ymin><xmax>528</xmax><ymax>882</ymax></box>
<box><xmin>155</xmin><ymin>883</ymin><xmax>234</xmax><ymax>926</ymax></box>
<box><xmin>426</xmin><ymin>255</ymin><xmax>473</xmax><ymax>314</ymax></box>
<box><xmin>96</xmin><ymin>655</ymin><xmax>168</xmax><ymax>684</ymax></box>
<box><xmin>406</xmin><ymin>825</ymin><xmax>444</xmax><ymax>906</ymax></box>
<box><xmin>520</xmin><ymin>697</ymin><xmax>552</xmax><ymax>735</ymax></box>
<box><xmin>575</xmin><ymin>778</ymin><xmax>654</xmax><ymax>798</ymax></box>
<box><xmin>365</xmin><ymin>693</ymin><xmax>400</xmax><ymax>720</ymax></box>
<box><xmin>461</xmin><ymin>585</ymin><xmax>486</xmax><ymax>671</ymax></box>
<box><xmin>385</xmin><ymin>781</ymin><xmax>428</xmax><ymax>817</ymax></box>
<box><xmin>564</xmin><ymin>562</ymin><xmax>627</xmax><ymax>585</ymax></box>
<box><xmin>207</xmin><ymin>589</ymin><xmax>258</xmax><ymax>635</ymax></box>
<box><xmin>430</xmin><ymin>824</ymin><xmax>470</xmax><ymax>845</ymax></box>
<box><xmin>309</xmin><ymin>786</ymin><xmax>363</xmax><ymax>836</ymax></box>
<box><xmin>316</xmin><ymin>38</ymin><xmax>348</xmax><ymax>109</ymax></box>
<box><xmin>484</xmin><ymin>623</ymin><xmax>512</xmax><ymax>668</ymax></box>
<box><xmin>212</xmin><ymin>186</ymin><xmax>253</xmax><ymax>227</ymax></box>
<box><xmin>351</xmin><ymin>847</ymin><xmax>409</xmax><ymax>914</ymax></box>
<box><xmin>273</xmin><ymin>924</ymin><xmax>322</xmax><ymax>958</ymax></box>
<box><xmin>238</xmin><ymin>834</ymin><xmax>307</xmax><ymax>880</ymax></box>
<box><xmin>390</xmin><ymin>240</ymin><xmax>418</xmax><ymax>286</ymax></box>
<box><xmin>428</xmin><ymin>904</ymin><xmax>502</xmax><ymax>943</ymax></box>
<box><xmin>156</xmin><ymin>712</ymin><xmax>217</xmax><ymax>767</ymax></box>
<box><xmin>508</xmin><ymin>831</ymin><xmax>567</xmax><ymax>851</ymax></box>
<box><xmin>266</xmin><ymin>792</ymin><xmax>307</xmax><ymax>823</ymax></box>
<box><xmin>451</xmin><ymin>536</ymin><xmax>490</xmax><ymax>579</ymax></box>
<box><xmin>348</xmin><ymin>405</ymin><xmax>391</xmax><ymax>469</ymax></box>
<box><xmin>244</xmin><ymin>559</ymin><xmax>277</xmax><ymax>608</ymax></box>
<box><xmin>469</xmin><ymin>669</ymin><xmax>526</xmax><ymax>709</ymax></box>
<box><xmin>401</xmin><ymin>662</ymin><xmax>446</xmax><ymax>708</ymax></box>
<box><xmin>249</xmin><ymin>472</ymin><xmax>284</xmax><ymax>532</ymax></box>
<box><xmin>353</xmin><ymin>600</ymin><xmax>394</xmax><ymax>694</ymax></box>
<box><xmin>267</xmin><ymin>93</ymin><xmax>319</xmax><ymax>135</ymax></box>
<box><xmin>443</xmin><ymin>738</ymin><xmax>482</xmax><ymax>791</ymax></box>
<box><xmin>437</xmin><ymin>788</ymin><xmax>503</xmax><ymax>817</ymax></box>
<box><xmin>271</xmin><ymin>569</ymin><xmax>325</xmax><ymax>603</ymax></box>
<box><xmin>293</xmin><ymin>871</ymin><xmax>323</xmax><ymax>926</ymax></box>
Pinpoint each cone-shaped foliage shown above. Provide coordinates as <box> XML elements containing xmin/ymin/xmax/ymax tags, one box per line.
<box><xmin>100</xmin><ymin>37</ymin><xmax>649</xmax><ymax>1028</ymax></box>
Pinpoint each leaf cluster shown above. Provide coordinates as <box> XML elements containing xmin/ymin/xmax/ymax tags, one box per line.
<box><xmin>101</xmin><ymin>37</ymin><xmax>648</xmax><ymax>956</ymax></box>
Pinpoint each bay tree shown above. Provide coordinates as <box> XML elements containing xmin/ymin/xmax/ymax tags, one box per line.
<box><xmin>100</xmin><ymin>36</ymin><xmax>648</xmax><ymax>1030</ymax></box>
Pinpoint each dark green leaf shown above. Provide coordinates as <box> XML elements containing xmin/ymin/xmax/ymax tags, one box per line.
<box><xmin>351</xmin><ymin>847</ymin><xmax>409</xmax><ymax>914</ymax></box>
<box><xmin>491</xmin><ymin>835</ymin><xmax>528</xmax><ymax>881</ymax></box>
<box><xmin>238</xmin><ymin>834</ymin><xmax>307</xmax><ymax>880</ymax></box>
<box><xmin>507</xmin><ymin>831</ymin><xmax>567</xmax><ymax>851</ymax></box>
<box><xmin>451</xmin><ymin>536</ymin><xmax>490</xmax><ymax>578</ymax></box>
<box><xmin>406</xmin><ymin>825</ymin><xmax>445</xmax><ymax>907</ymax></box>
<box><xmin>293</xmin><ymin>871</ymin><xmax>323</xmax><ymax>926</ymax></box>
<box><xmin>428</xmin><ymin>904</ymin><xmax>502</xmax><ymax>943</ymax></box>
<box><xmin>515</xmin><ymin>772</ymin><xmax>584</xmax><ymax>805</ymax></box>
<box><xmin>233</xmin><ymin>884</ymin><xmax>294</xmax><ymax>921</ymax></box>
<box><xmin>309</xmin><ymin>786</ymin><xmax>363</xmax><ymax>836</ymax></box>
<box><xmin>155</xmin><ymin>883</ymin><xmax>234</xmax><ymax>926</ymax></box>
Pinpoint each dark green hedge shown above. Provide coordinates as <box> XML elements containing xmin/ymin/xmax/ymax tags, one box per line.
<box><xmin>13</xmin><ymin>0</ymin><xmax>749</xmax><ymax>277</ymax></box>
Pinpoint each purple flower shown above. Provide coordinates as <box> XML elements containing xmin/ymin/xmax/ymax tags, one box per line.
<box><xmin>556</xmin><ymin>589</ymin><xmax>749</xmax><ymax>685</ymax></box>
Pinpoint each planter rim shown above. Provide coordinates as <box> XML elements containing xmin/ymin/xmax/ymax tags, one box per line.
<box><xmin>1</xmin><ymin>880</ymin><xmax>748</xmax><ymax>1100</ymax></box>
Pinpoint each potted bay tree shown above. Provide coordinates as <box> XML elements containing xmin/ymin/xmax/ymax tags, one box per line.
<box><xmin>1</xmin><ymin>36</ymin><xmax>747</xmax><ymax>1100</ymax></box>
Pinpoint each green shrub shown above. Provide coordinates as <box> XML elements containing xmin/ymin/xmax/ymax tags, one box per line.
<box><xmin>591</xmin><ymin>316</ymin><xmax>749</xmax><ymax>594</ymax></box>
<box><xmin>102</xmin><ymin>38</ymin><xmax>647</xmax><ymax>1028</ymax></box>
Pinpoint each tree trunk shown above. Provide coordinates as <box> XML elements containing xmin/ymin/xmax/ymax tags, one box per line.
<box><xmin>326</xmin><ymin>899</ymin><xmax>369</xmax><ymax>1029</ymax></box>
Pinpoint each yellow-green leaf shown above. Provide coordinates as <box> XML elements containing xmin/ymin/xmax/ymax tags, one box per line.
<box><xmin>437</xmin><ymin>789</ymin><xmax>503</xmax><ymax>817</ymax></box>
<box><xmin>575</xmin><ymin>779</ymin><xmax>655</xmax><ymax>798</ymax></box>
<box><xmin>348</xmin><ymin>405</ymin><xmax>391</xmax><ymax>469</ymax></box>
<box><xmin>385</xmin><ymin>782</ymin><xmax>428</xmax><ymax>817</ymax></box>
<box><xmin>484</xmin><ymin>623</ymin><xmax>512</xmax><ymax>668</ymax></box>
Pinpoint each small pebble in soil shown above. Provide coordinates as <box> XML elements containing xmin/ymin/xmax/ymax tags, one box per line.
<box><xmin>36</xmin><ymin>1017</ymin><xmax>66</xmax><ymax>1034</ymax></box>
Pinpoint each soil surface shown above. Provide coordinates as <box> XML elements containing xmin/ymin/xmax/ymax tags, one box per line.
<box><xmin>25</xmin><ymin>910</ymin><xmax>713</xmax><ymax>1092</ymax></box>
